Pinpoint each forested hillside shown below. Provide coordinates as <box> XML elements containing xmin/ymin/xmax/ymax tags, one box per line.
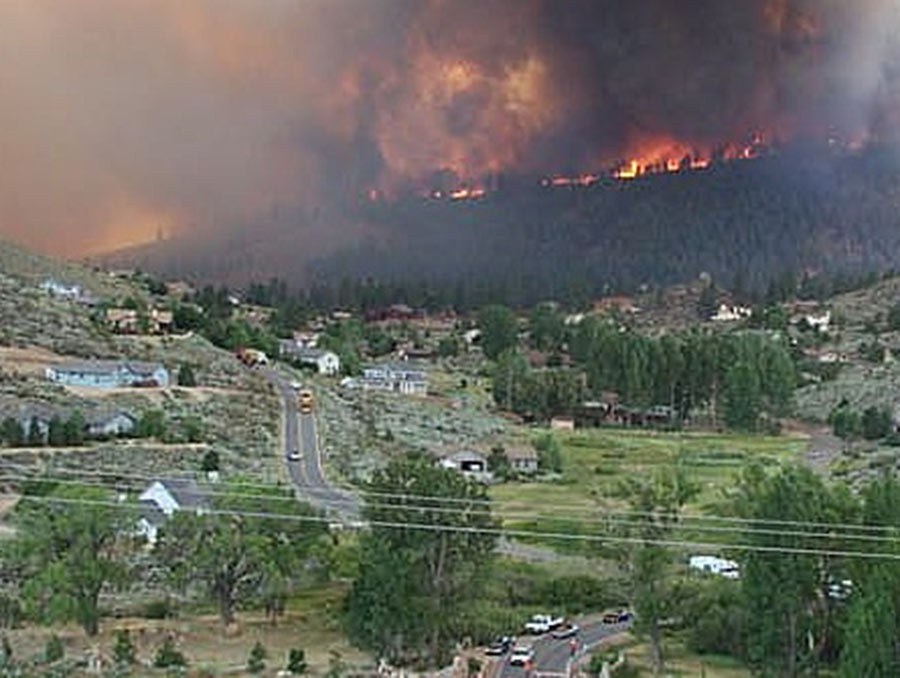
<box><xmin>310</xmin><ymin>145</ymin><xmax>900</xmax><ymax>305</ymax></box>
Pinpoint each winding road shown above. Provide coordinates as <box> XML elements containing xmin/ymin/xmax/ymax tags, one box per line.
<box><xmin>265</xmin><ymin>369</ymin><xmax>360</xmax><ymax>520</ymax></box>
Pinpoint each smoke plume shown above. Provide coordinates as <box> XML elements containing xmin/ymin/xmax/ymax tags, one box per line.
<box><xmin>1</xmin><ymin>0</ymin><xmax>899</xmax><ymax>257</ymax></box>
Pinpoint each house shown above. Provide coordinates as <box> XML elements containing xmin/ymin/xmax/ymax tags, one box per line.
<box><xmin>359</xmin><ymin>363</ymin><xmax>428</xmax><ymax>396</ymax></box>
<box><xmin>279</xmin><ymin>332</ymin><xmax>321</xmax><ymax>359</ymax></box>
<box><xmin>550</xmin><ymin>416</ymin><xmax>575</xmax><ymax>431</ymax></box>
<box><xmin>137</xmin><ymin>477</ymin><xmax>210</xmax><ymax>544</ymax></box>
<box><xmin>505</xmin><ymin>447</ymin><xmax>539</xmax><ymax>474</ymax></box>
<box><xmin>295</xmin><ymin>349</ymin><xmax>340</xmax><ymax>376</ymax></box>
<box><xmin>150</xmin><ymin>309</ymin><xmax>174</xmax><ymax>333</ymax></box>
<box><xmin>87</xmin><ymin>411</ymin><xmax>137</xmax><ymax>437</ymax></box>
<box><xmin>237</xmin><ymin>348</ymin><xmax>269</xmax><ymax>367</ymax></box>
<box><xmin>688</xmin><ymin>555</ymin><xmax>740</xmax><ymax>580</ymax></box>
<box><xmin>106</xmin><ymin>308</ymin><xmax>140</xmax><ymax>333</ymax></box>
<box><xmin>106</xmin><ymin>307</ymin><xmax>174</xmax><ymax>334</ymax></box>
<box><xmin>40</xmin><ymin>279</ymin><xmax>82</xmax><ymax>300</ymax></box>
<box><xmin>804</xmin><ymin>310</ymin><xmax>832</xmax><ymax>332</ymax></box>
<box><xmin>712</xmin><ymin>304</ymin><xmax>752</xmax><ymax>322</ymax></box>
<box><xmin>439</xmin><ymin>450</ymin><xmax>492</xmax><ymax>482</ymax></box>
<box><xmin>46</xmin><ymin>361</ymin><xmax>170</xmax><ymax>388</ymax></box>
<box><xmin>462</xmin><ymin>328</ymin><xmax>482</xmax><ymax>346</ymax></box>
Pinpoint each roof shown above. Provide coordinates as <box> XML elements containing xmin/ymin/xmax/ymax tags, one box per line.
<box><xmin>297</xmin><ymin>348</ymin><xmax>337</xmax><ymax>361</ymax></box>
<box><xmin>504</xmin><ymin>447</ymin><xmax>538</xmax><ymax>461</ymax></box>
<box><xmin>138</xmin><ymin>498</ymin><xmax>168</xmax><ymax>528</ymax></box>
<box><xmin>157</xmin><ymin>477</ymin><xmax>210</xmax><ymax>510</ymax></box>
<box><xmin>51</xmin><ymin>360</ymin><xmax>165</xmax><ymax>376</ymax></box>
<box><xmin>443</xmin><ymin>450</ymin><xmax>487</xmax><ymax>464</ymax></box>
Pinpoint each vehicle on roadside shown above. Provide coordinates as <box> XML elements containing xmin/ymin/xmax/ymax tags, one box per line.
<box><xmin>524</xmin><ymin>614</ymin><xmax>564</xmax><ymax>634</ymax></box>
<box><xmin>485</xmin><ymin>636</ymin><xmax>515</xmax><ymax>656</ymax></box>
<box><xmin>602</xmin><ymin>609</ymin><xmax>632</xmax><ymax>624</ymax></box>
<box><xmin>290</xmin><ymin>380</ymin><xmax>302</xmax><ymax>391</ymax></box>
<box><xmin>551</xmin><ymin>622</ymin><xmax>579</xmax><ymax>640</ymax></box>
<box><xmin>298</xmin><ymin>389</ymin><xmax>315</xmax><ymax>413</ymax></box>
<box><xmin>287</xmin><ymin>448</ymin><xmax>302</xmax><ymax>461</ymax></box>
<box><xmin>508</xmin><ymin>645</ymin><xmax>534</xmax><ymax>666</ymax></box>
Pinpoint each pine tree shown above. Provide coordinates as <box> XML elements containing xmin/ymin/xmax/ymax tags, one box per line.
<box><xmin>286</xmin><ymin>648</ymin><xmax>307</xmax><ymax>675</ymax></box>
<box><xmin>247</xmin><ymin>641</ymin><xmax>267</xmax><ymax>674</ymax></box>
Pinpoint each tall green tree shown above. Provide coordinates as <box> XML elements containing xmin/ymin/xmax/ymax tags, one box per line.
<box><xmin>11</xmin><ymin>487</ymin><xmax>136</xmax><ymax>636</ymax></box>
<box><xmin>613</xmin><ymin>466</ymin><xmax>698</xmax><ymax>675</ymax></box>
<box><xmin>155</xmin><ymin>484</ymin><xmax>328</xmax><ymax>627</ymax></box>
<box><xmin>345</xmin><ymin>455</ymin><xmax>497</xmax><ymax>666</ymax></box>
<box><xmin>735</xmin><ymin>465</ymin><xmax>856</xmax><ymax>677</ymax></box>
<box><xmin>723</xmin><ymin>361</ymin><xmax>761</xmax><ymax>431</ymax></box>
<box><xmin>478</xmin><ymin>305</ymin><xmax>519</xmax><ymax>360</ymax></box>
<box><xmin>839</xmin><ymin>475</ymin><xmax>900</xmax><ymax>677</ymax></box>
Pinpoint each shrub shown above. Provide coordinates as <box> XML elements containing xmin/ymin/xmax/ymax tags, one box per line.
<box><xmin>44</xmin><ymin>635</ymin><xmax>64</xmax><ymax>663</ymax></box>
<box><xmin>177</xmin><ymin>364</ymin><xmax>197</xmax><ymax>387</ymax></box>
<box><xmin>142</xmin><ymin>599</ymin><xmax>173</xmax><ymax>620</ymax></box>
<box><xmin>113</xmin><ymin>630</ymin><xmax>136</xmax><ymax>667</ymax></box>
<box><xmin>153</xmin><ymin>637</ymin><xmax>186</xmax><ymax>669</ymax></box>
<box><xmin>247</xmin><ymin>641</ymin><xmax>267</xmax><ymax>674</ymax></box>
<box><xmin>286</xmin><ymin>648</ymin><xmax>307</xmax><ymax>675</ymax></box>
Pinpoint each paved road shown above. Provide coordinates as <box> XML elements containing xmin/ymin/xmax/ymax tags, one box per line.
<box><xmin>265</xmin><ymin>369</ymin><xmax>360</xmax><ymax>520</ymax></box>
<box><xmin>496</xmin><ymin>619</ymin><xmax>631</xmax><ymax>678</ymax></box>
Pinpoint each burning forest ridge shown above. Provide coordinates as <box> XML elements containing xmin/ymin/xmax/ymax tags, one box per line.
<box><xmin>2</xmin><ymin>0</ymin><xmax>900</xmax><ymax>257</ymax></box>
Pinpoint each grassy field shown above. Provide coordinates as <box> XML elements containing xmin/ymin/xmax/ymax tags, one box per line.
<box><xmin>613</xmin><ymin>640</ymin><xmax>752</xmax><ymax>677</ymax></box>
<box><xmin>491</xmin><ymin>427</ymin><xmax>809</xmax><ymax>553</ymax></box>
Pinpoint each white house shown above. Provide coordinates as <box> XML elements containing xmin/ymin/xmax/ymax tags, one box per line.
<box><xmin>804</xmin><ymin>310</ymin><xmax>832</xmax><ymax>332</ymax></box>
<box><xmin>87</xmin><ymin>411</ymin><xmax>137</xmax><ymax>437</ymax></box>
<box><xmin>137</xmin><ymin>477</ymin><xmax>209</xmax><ymax>545</ymax></box>
<box><xmin>296</xmin><ymin>349</ymin><xmax>340</xmax><ymax>376</ymax></box>
<box><xmin>712</xmin><ymin>304</ymin><xmax>752</xmax><ymax>322</ymax></box>
<box><xmin>40</xmin><ymin>279</ymin><xmax>82</xmax><ymax>300</ymax></box>
<box><xmin>689</xmin><ymin>555</ymin><xmax>740</xmax><ymax>580</ymax></box>
<box><xmin>360</xmin><ymin>363</ymin><xmax>427</xmax><ymax>396</ymax></box>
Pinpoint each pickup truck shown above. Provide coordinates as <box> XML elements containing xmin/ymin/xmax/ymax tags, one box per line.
<box><xmin>524</xmin><ymin>614</ymin><xmax>564</xmax><ymax>634</ymax></box>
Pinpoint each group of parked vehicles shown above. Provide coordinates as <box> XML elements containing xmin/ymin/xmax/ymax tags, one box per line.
<box><xmin>486</xmin><ymin>609</ymin><xmax>632</xmax><ymax>667</ymax></box>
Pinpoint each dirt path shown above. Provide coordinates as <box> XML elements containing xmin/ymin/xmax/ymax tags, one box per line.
<box><xmin>786</xmin><ymin>420</ymin><xmax>843</xmax><ymax>474</ymax></box>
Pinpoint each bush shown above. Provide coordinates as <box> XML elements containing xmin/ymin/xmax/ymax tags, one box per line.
<box><xmin>177</xmin><ymin>364</ymin><xmax>197</xmax><ymax>387</ymax></box>
<box><xmin>113</xmin><ymin>630</ymin><xmax>136</xmax><ymax>667</ymax></box>
<box><xmin>0</xmin><ymin>593</ymin><xmax>22</xmax><ymax>629</ymax></box>
<box><xmin>142</xmin><ymin>599</ymin><xmax>174</xmax><ymax>620</ymax></box>
<box><xmin>44</xmin><ymin>635</ymin><xmax>64</xmax><ymax>663</ymax></box>
<box><xmin>286</xmin><ymin>648</ymin><xmax>307</xmax><ymax>675</ymax></box>
<box><xmin>153</xmin><ymin>637</ymin><xmax>187</xmax><ymax>669</ymax></box>
<box><xmin>247</xmin><ymin>641</ymin><xmax>267</xmax><ymax>674</ymax></box>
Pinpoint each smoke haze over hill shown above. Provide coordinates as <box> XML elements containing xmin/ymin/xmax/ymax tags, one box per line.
<box><xmin>2</xmin><ymin>0</ymin><xmax>900</xmax><ymax>264</ymax></box>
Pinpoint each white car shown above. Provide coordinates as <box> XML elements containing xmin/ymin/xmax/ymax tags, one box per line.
<box><xmin>287</xmin><ymin>448</ymin><xmax>302</xmax><ymax>461</ymax></box>
<box><xmin>508</xmin><ymin>645</ymin><xmax>534</xmax><ymax>667</ymax></box>
<box><xmin>290</xmin><ymin>380</ymin><xmax>302</xmax><ymax>391</ymax></box>
<box><xmin>524</xmin><ymin>614</ymin><xmax>564</xmax><ymax>634</ymax></box>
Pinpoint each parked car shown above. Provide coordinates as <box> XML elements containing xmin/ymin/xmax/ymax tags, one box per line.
<box><xmin>509</xmin><ymin>645</ymin><xmax>535</xmax><ymax>666</ymax></box>
<box><xmin>287</xmin><ymin>448</ymin><xmax>302</xmax><ymax>461</ymax></box>
<box><xmin>551</xmin><ymin>622</ymin><xmax>579</xmax><ymax>640</ymax></box>
<box><xmin>524</xmin><ymin>614</ymin><xmax>564</xmax><ymax>634</ymax></box>
<box><xmin>485</xmin><ymin>636</ymin><xmax>515</xmax><ymax>656</ymax></box>
<box><xmin>602</xmin><ymin>609</ymin><xmax>632</xmax><ymax>624</ymax></box>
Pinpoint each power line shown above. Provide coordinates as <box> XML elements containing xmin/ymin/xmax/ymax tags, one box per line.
<box><xmin>1</xmin><ymin>471</ymin><xmax>896</xmax><ymax>547</ymax></box>
<box><xmin>2</xmin><ymin>459</ymin><xmax>897</xmax><ymax>535</ymax></box>
<box><xmin>5</xmin><ymin>492</ymin><xmax>900</xmax><ymax>562</ymax></box>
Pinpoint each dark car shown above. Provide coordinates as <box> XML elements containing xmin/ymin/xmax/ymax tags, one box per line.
<box><xmin>551</xmin><ymin>623</ymin><xmax>579</xmax><ymax>640</ymax></box>
<box><xmin>485</xmin><ymin>636</ymin><xmax>515</xmax><ymax>656</ymax></box>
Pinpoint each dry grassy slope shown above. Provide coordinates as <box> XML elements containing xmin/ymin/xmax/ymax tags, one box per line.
<box><xmin>830</xmin><ymin>275</ymin><xmax>900</xmax><ymax>325</ymax></box>
<box><xmin>0</xmin><ymin>237</ymin><xmax>140</xmax><ymax>299</ymax></box>
<box><xmin>0</xmin><ymin>239</ymin><xmax>281</xmax><ymax>477</ymax></box>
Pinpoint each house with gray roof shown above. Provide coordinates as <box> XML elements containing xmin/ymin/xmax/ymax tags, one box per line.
<box><xmin>46</xmin><ymin>361</ymin><xmax>169</xmax><ymax>388</ymax></box>
<box><xmin>137</xmin><ymin>477</ymin><xmax>210</xmax><ymax>544</ymax></box>
<box><xmin>359</xmin><ymin>362</ymin><xmax>428</xmax><ymax>396</ymax></box>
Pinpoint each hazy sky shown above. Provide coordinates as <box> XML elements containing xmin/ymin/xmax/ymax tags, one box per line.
<box><xmin>2</xmin><ymin>0</ymin><xmax>898</xmax><ymax>257</ymax></box>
